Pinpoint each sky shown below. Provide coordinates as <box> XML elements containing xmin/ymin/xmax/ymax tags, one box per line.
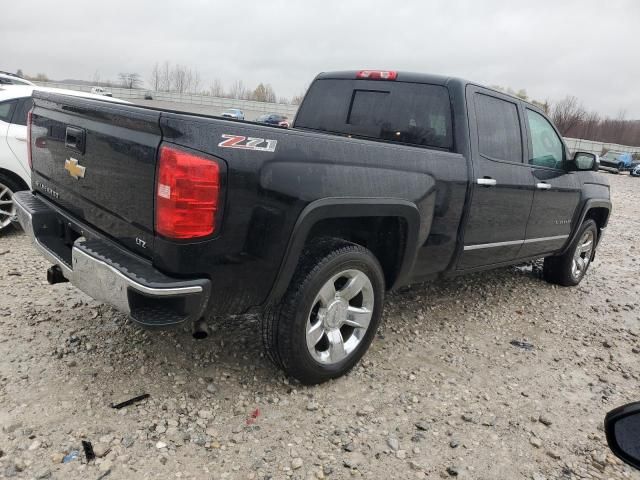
<box><xmin>2</xmin><ymin>0</ymin><xmax>639</xmax><ymax>118</ymax></box>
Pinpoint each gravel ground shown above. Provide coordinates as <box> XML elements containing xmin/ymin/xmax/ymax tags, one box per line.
<box><xmin>1</xmin><ymin>173</ymin><xmax>639</xmax><ymax>480</ymax></box>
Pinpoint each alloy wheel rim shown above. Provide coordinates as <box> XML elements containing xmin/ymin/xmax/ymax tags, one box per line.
<box><xmin>571</xmin><ymin>230</ymin><xmax>594</xmax><ymax>280</ymax></box>
<box><xmin>306</xmin><ymin>269</ymin><xmax>374</xmax><ymax>365</ymax></box>
<box><xmin>0</xmin><ymin>182</ymin><xmax>16</xmax><ymax>230</ymax></box>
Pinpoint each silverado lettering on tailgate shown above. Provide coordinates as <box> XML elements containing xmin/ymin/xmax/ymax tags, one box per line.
<box><xmin>218</xmin><ymin>134</ymin><xmax>277</xmax><ymax>152</ymax></box>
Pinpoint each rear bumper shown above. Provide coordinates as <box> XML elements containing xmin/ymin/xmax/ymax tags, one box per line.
<box><xmin>14</xmin><ymin>191</ymin><xmax>211</xmax><ymax>328</ymax></box>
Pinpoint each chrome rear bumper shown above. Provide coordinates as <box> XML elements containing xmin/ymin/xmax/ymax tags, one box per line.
<box><xmin>13</xmin><ymin>191</ymin><xmax>211</xmax><ymax>327</ymax></box>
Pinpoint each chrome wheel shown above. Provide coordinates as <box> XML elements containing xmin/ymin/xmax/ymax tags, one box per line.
<box><xmin>571</xmin><ymin>230</ymin><xmax>594</xmax><ymax>280</ymax></box>
<box><xmin>306</xmin><ymin>269</ymin><xmax>374</xmax><ymax>365</ymax></box>
<box><xmin>0</xmin><ymin>181</ymin><xmax>16</xmax><ymax>231</ymax></box>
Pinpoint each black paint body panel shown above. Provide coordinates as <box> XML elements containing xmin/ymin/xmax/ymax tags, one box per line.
<box><xmin>28</xmin><ymin>72</ymin><xmax>611</xmax><ymax>318</ymax></box>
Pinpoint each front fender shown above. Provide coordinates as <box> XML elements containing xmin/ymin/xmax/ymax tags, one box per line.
<box><xmin>561</xmin><ymin>198</ymin><xmax>612</xmax><ymax>255</ymax></box>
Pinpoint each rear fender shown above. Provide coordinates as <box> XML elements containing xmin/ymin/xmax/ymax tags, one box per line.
<box><xmin>265</xmin><ymin>197</ymin><xmax>422</xmax><ymax>305</ymax></box>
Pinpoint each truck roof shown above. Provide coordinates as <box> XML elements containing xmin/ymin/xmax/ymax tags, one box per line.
<box><xmin>317</xmin><ymin>70</ymin><xmax>542</xmax><ymax>111</ymax></box>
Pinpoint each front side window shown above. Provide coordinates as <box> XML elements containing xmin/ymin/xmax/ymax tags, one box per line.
<box><xmin>474</xmin><ymin>93</ymin><xmax>523</xmax><ymax>162</ymax></box>
<box><xmin>0</xmin><ymin>100</ymin><xmax>17</xmax><ymax>123</ymax></box>
<box><xmin>526</xmin><ymin>109</ymin><xmax>564</xmax><ymax>169</ymax></box>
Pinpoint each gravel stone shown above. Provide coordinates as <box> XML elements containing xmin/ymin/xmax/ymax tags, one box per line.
<box><xmin>386</xmin><ymin>436</ymin><xmax>400</xmax><ymax>451</ymax></box>
<box><xmin>0</xmin><ymin>174</ymin><xmax>636</xmax><ymax>479</ymax></box>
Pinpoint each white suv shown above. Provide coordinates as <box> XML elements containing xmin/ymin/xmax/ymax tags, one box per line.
<box><xmin>0</xmin><ymin>85</ymin><xmax>127</xmax><ymax>232</ymax></box>
<box><xmin>0</xmin><ymin>72</ymin><xmax>35</xmax><ymax>86</ymax></box>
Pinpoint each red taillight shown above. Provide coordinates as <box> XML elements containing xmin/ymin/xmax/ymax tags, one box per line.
<box><xmin>155</xmin><ymin>144</ymin><xmax>221</xmax><ymax>239</ymax></box>
<box><xmin>356</xmin><ymin>70</ymin><xmax>398</xmax><ymax>80</ymax></box>
<box><xmin>27</xmin><ymin>110</ymin><xmax>33</xmax><ymax>170</ymax></box>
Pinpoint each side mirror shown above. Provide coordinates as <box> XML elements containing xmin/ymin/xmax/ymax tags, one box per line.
<box><xmin>605</xmin><ymin>402</ymin><xmax>640</xmax><ymax>470</ymax></box>
<box><xmin>572</xmin><ymin>152</ymin><xmax>599</xmax><ymax>171</ymax></box>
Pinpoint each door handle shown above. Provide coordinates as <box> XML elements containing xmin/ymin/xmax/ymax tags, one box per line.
<box><xmin>477</xmin><ymin>178</ymin><xmax>497</xmax><ymax>187</ymax></box>
<box><xmin>65</xmin><ymin>126</ymin><xmax>86</xmax><ymax>154</ymax></box>
<box><xmin>14</xmin><ymin>136</ymin><xmax>27</xmax><ymax>142</ymax></box>
<box><xmin>536</xmin><ymin>182</ymin><xmax>552</xmax><ymax>190</ymax></box>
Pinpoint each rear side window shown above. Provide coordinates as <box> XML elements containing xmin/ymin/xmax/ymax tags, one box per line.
<box><xmin>11</xmin><ymin>97</ymin><xmax>33</xmax><ymax>126</ymax></box>
<box><xmin>0</xmin><ymin>100</ymin><xmax>17</xmax><ymax>123</ymax></box>
<box><xmin>295</xmin><ymin>79</ymin><xmax>453</xmax><ymax>150</ymax></box>
<box><xmin>475</xmin><ymin>94</ymin><xmax>522</xmax><ymax>162</ymax></box>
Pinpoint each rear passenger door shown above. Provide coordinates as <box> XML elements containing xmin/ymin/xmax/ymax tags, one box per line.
<box><xmin>519</xmin><ymin>108</ymin><xmax>580</xmax><ymax>258</ymax></box>
<box><xmin>458</xmin><ymin>87</ymin><xmax>535</xmax><ymax>269</ymax></box>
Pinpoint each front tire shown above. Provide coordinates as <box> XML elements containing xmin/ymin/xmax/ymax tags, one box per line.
<box><xmin>543</xmin><ymin>220</ymin><xmax>598</xmax><ymax>286</ymax></box>
<box><xmin>262</xmin><ymin>240</ymin><xmax>385</xmax><ymax>385</ymax></box>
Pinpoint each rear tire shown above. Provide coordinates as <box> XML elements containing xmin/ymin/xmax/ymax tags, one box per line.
<box><xmin>543</xmin><ymin>220</ymin><xmax>598</xmax><ymax>286</ymax></box>
<box><xmin>0</xmin><ymin>174</ymin><xmax>26</xmax><ymax>234</ymax></box>
<box><xmin>262</xmin><ymin>239</ymin><xmax>385</xmax><ymax>385</ymax></box>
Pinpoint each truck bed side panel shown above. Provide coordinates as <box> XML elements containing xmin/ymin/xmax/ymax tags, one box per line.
<box><xmin>159</xmin><ymin>114</ymin><xmax>468</xmax><ymax>312</ymax></box>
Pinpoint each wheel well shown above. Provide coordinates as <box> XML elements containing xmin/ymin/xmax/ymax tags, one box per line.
<box><xmin>305</xmin><ymin>216</ymin><xmax>407</xmax><ymax>289</ymax></box>
<box><xmin>0</xmin><ymin>168</ymin><xmax>29</xmax><ymax>191</ymax></box>
<box><xmin>584</xmin><ymin>207</ymin><xmax>609</xmax><ymax>238</ymax></box>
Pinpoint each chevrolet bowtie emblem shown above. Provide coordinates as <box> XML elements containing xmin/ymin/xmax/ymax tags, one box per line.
<box><xmin>64</xmin><ymin>158</ymin><xmax>86</xmax><ymax>179</ymax></box>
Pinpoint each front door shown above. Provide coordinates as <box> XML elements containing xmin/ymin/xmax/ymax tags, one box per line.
<box><xmin>519</xmin><ymin>108</ymin><xmax>581</xmax><ymax>258</ymax></box>
<box><xmin>458</xmin><ymin>88</ymin><xmax>535</xmax><ymax>270</ymax></box>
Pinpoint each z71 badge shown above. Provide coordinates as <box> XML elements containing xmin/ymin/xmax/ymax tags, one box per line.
<box><xmin>218</xmin><ymin>134</ymin><xmax>277</xmax><ymax>152</ymax></box>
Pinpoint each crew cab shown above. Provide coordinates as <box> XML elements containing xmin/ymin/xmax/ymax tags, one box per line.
<box><xmin>14</xmin><ymin>70</ymin><xmax>611</xmax><ymax>384</ymax></box>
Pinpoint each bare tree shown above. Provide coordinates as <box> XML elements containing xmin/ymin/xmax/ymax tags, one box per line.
<box><xmin>545</xmin><ymin>97</ymin><xmax>640</xmax><ymax>146</ymax></box>
<box><xmin>228</xmin><ymin>80</ymin><xmax>248</xmax><ymax>100</ymax></box>
<box><xmin>171</xmin><ymin>65</ymin><xmax>188</xmax><ymax>93</ymax></box>
<box><xmin>92</xmin><ymin>70</ymin><xmax>101</xmax><ymax>85</ymax></box>
<box><xmin>149</xmin><ymin>63</ymin><xmax>161</xmax><ymax>91</ymax></box>
<box><xmin>515</xmin><ymin>89</ymin><xmax>528</xmax><ymax>101</ymax></box>
<box><xmin>290</xmin><ymin>89</ymin><xmax>307</xmax><ymax>105</ymax></box>
<box><xmin>551</xmin><ymin>96</ymin><xmax>586</xmax><ymax>136</ymax></box>
<box><xmin>209</xmin><ymin>79</ymin><xmax>224</xmax><ymax>97</ymax></box>
<box><xmin>264</xmin><ymin>84</ymin><xmax>276</xmax><ymax>103</ymax></box>
<box><xmin>190</xmin><ymin>70</ymin><xmax>201</xmax><ymax>94</ymax></box>
<box><xmin>118</xmin><ymin>73</ymin><xmax>142</xmax><ymax>89</ymax></box>
<box><xmin>160</xmin><ymin>61</ymin><xmax>171</xmax><ymax>91</ymax></box>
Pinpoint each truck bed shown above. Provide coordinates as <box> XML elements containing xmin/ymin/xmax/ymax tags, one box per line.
<box><xmin>29</xmin><ymin>90</ymin><xmax>469</xmax><ymax>315</ymax></box>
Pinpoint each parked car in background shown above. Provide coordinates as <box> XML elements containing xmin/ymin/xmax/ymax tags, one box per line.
<box><xmin>0</xmin><ymin>85</ymin><xmax>127</xmax><ymax>233</ymax></box>
<box><xmin>221</xmin><ymin>108</ymin><xmax>244</xmax><ymax>120</ymax></box>
<box><xmin>599</xmin><ymin>151</ymin><xmax>633</xmax><ymax>173</ymax></box>
<box><xmin>256</xmin><ymin>113</ymin><xmax>290</xmax><ymax>128</ymax></box>
<box><xmin>90</xmin><ymin>86</ymin><xmax>113</xmax><ymax>97</ymax></box>
<box><xmin>631</xmin><ymin>164</ymin><xmax>640</xmax><ymax>177</ymax></box>
<box><xmin>0</xmin><ymin>72</ymin><xmax>35</xmax><ymax>86</ymax></box>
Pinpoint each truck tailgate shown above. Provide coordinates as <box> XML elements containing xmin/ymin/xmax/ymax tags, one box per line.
<box><xmin>30</xmin><ymin>91</ymin><xmax>161</xmax><ymax>257</ymax></box>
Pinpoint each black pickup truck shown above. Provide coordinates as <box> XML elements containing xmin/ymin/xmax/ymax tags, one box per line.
<box><xmin>14</xmin><ymin>70</ymin><xmax>611</xmax><ymax>384</ymax></box>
